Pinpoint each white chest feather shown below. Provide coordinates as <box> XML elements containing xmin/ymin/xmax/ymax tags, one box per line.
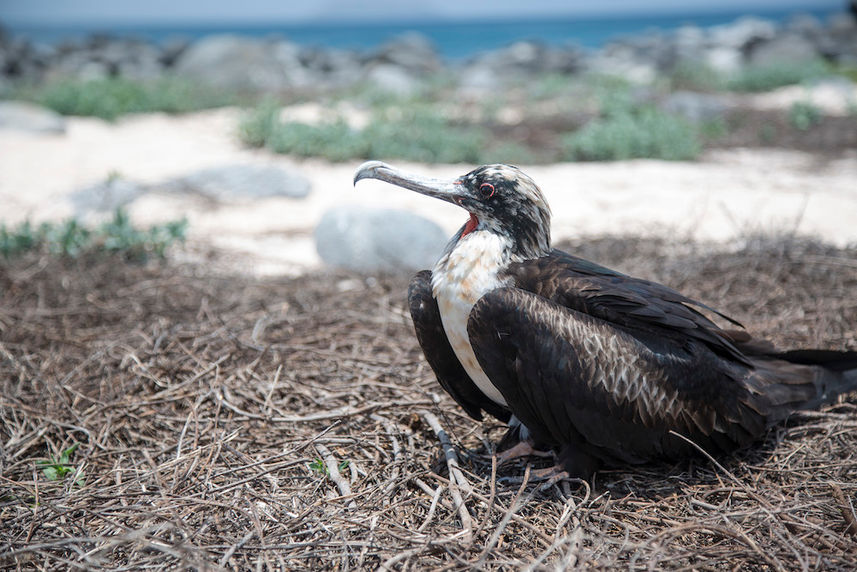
<box><xmin>432</xmin><ymin>231</ymin><xmax>511</xmax><ymax>406</ymax></box>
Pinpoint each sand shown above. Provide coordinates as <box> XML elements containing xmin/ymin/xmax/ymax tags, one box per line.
<box><xmin>1</xmin><ymin>106</ymin><xmax>856</xmax><ymax>275</ymax></box>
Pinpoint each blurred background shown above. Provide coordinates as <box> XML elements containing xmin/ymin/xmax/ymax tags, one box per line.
<box><xmin>1</xmin><ymin>0</ymin><xmax>856</xmax><ymax>273</ymax></box>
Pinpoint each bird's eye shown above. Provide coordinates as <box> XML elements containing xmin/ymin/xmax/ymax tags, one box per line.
<box><xmin>479</xmin><ymin>182</ymin><xmax>495</xmax><ymax>199</ymax></box>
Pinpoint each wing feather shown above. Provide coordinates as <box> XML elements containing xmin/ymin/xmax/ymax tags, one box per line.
<box><xmin>467</xmin><ymin>287</ymin><xmax>762</xmax><ymax>468</ymax></box>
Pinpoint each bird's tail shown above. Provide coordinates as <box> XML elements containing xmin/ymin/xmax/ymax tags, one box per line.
<box><xmin>747</xmin><ymin>349</ymin><xmax>857</xmax><ymax>421</ymax></box>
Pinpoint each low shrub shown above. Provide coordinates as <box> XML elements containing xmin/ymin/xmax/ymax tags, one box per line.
<box><xmin>240</xmin><ymin>104</ymin><xmax>491</xmax><ymax>163</ymax></box>
<box><xmin>30</xmin><ymin>76</ymin><xmax>238</xmax><ymax>120</ymax></box>
<box><xmin>726</xmin><ymin>59</ymin><xmax>830</xmax><ymax>92</ymax></box>
<box><xmin>561</xmin><ymin>106</ymin><xmax>701</xmax><ymax>161</ymax></box>
<box><xmin>788</xmin><ymin>100</ymin><xmax>823</xmax><ymax>130</ymax></box>
<box><xmin>0</xmin><ymin>209</ymin><xmax>187</xmax><ymax>261</ymax></box>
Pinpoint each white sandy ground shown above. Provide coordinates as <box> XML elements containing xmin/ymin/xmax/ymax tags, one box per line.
<box><xmin>1</xmin><ymin>101</ymin><xmax>856</xmax><ymax>276</ymax></box>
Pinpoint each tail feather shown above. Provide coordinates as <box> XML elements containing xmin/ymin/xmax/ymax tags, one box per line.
<box><xmin>776</xmin><ymin>349</ymin><xmax>857</xmax><ymax>373</ymax></box>
<box><xmin>745</xmin><ymin>349</ymin><xmax>857</xmax><ymax>425</ymax></box>
<box><xmin>779</xmin><ymin>350</ymin><xmax>857</xmax><ymax>411</ymax></box>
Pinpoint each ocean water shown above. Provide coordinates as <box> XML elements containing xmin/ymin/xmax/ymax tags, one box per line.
<box><xmin>5</xmin><ymin>6</ymin><xmax>844</xmax><ymax>59</ymax></box>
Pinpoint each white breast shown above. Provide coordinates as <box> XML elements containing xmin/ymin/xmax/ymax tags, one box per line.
<box><xmin>432</xmin><ymin>231</ymin><xmax>511</xmax><ymax>406</ymax></box>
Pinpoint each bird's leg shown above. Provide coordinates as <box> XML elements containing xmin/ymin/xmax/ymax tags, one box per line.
<box><xmin>531</xmin><ymin>465</ymin><xmax>570</xmax><ymax>482</ymax></box>
<box><xmin>497</xmin><ymin>464</ymin><xmax>571</xmax><ymax>486</ymax></box>
<box><xmin>495</xmin><ymin>439</ymin><xmax>553</xmax><ymax>465</ymax></box>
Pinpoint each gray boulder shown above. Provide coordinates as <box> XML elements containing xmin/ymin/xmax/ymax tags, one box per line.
<box><xmin>173</xmin><ymin>35</ymin><xmax>299</xmax><ymax>91</ymax></box>
<box><xmin>674</xmin><ymin>25</ymin><xmax>706</xmax><ymax>59</ymax></box>
<box><xmin>460</xmin><ymin>41</ymin><xmax>584</xmax><ymax>91</ymax></box>
<box><xmin>162</xmin><ymin>164</ymin><xmax>312</xmax><ymax>201</ymax></box>
<box><xmin>610</xmin><ymin>33</ymin><xmax>678</xmax><ymax>72</ymax></box>
<box><xmin>315</xmin><ymin>206</ymin><xmax>447</xmax><ymax>272</ymax></box>
<box><xmin>364</xmin><ymin>63</ymin><xmax>421</xmax><ymax>95</ymax></box>
<box><xmin>48</xmin><ymin>50</ymin><xmax>111</xmax><ymax>81</ymax></box>
<box><xmin>370</xmin><ymin>32</ymin><xmax>441</xmax><ymax>75</ymax></box>
<box><xmin>107</xmin><ymin>41</ymin><xmax>164</xmax><ymax>80</ymax></box>
<box><xmin>457</xmin><ymin>64</ymin><xmax>502</xmax><ymax>93</ymax></box>
<box><xmin>708</xmin><ymin>17</ymin><xmax>776</xmax><ymax>50</ymax></box>
<box><xmin>826</xmin><ymin>13</ymin><xmax>857</xmax><ymax>65</ymax></box>
<box><xmin>661</xmin><ymin>91</ymin><xmax>732</xmax><ymax>123</ymax></box>
<box><xmin>748</xmin><ymin>33</ymin><xmax>820</xmax><ymax>67</ymax></box>
<box><xmin>0</xmin><ymin>101</ymin><xmax>66</xmax><ymax>134</ymax></box>
<box><xmin>587</xmin><ymin>43</ymin><xmax>657</xmax><ymax>83</ymax></box>
<box><xmin>158</xmin><ymin>37</ymin><xmax>190</xmax><ymax>67</ymax></box>
<box><xmin>70</xmin><ymin>177</ymin><xmax>148</xmax><ymax>215</ymax></box>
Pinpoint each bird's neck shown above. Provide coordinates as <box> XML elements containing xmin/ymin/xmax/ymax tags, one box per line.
<box><xmin>451</xmin><ymin>214</ymin><xmax>551</xmax><ymax>263</ymax></box>
<box><xmin>432</xmin><ymin>229</ymin><xmax>512</xmax><ymax>302</ymax></box>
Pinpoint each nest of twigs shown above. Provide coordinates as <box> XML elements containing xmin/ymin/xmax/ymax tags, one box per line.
<box><xmin>1</xmin><ymin>235</ymin><xmax>856</xmax><ymax>570</ymax></box>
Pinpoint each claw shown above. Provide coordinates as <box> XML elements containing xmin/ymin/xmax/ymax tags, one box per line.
<box><xmin>495</xmin><ymin>440</ymin><xmax>553</xmax><ymax>465</ymax></box>
<box><xmin>497</xmin><ymin>464</ymin><xmax>570</xmax><ymax>486</ymax></box>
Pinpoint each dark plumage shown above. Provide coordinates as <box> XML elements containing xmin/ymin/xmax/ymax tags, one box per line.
<box><xmin>354</xmin><ymin>160</ymin><xmax>857</xmax><ymax>479</ymax></box>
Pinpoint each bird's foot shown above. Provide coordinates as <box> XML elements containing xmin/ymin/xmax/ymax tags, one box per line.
<box><xmin>495</xmin><ymin>440</ymin><xmax>553</xmax><ymax>466</ymax></box>
<box><xmin>497</xmin><ymin>464</ymin><xmax>571</xmax><ymax>487</ymax></box>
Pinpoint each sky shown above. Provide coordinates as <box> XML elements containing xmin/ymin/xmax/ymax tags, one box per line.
<box><xmin>0</xmin><ymin>0</ymin><xmax>845</xmax><ymax>25</ymax></box>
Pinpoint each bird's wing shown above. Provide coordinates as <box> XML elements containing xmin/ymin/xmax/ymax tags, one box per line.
<box><xmin>466</xmin><ymin>287</ymin><xmax>766</xmax><ymax>467</ymax></box>
<box><xmin>408</xmin><ymin>271</ymin><xmax>511</xmax><ymax>422</ymax></box>
<box><xmin>506</xmin><ymin>250</ymin><xmax>751</xmax><ymax>366</ymax></box>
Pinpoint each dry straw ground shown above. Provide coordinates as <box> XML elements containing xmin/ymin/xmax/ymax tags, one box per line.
<box><xmin>2</xmin><ymin>235</ymin><xmax>857</xmax><ymax>570</ymax></box>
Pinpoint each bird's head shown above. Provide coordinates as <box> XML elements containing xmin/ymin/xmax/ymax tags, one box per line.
<box><xmin>354</xmin><ymin>161</ymin><xmax>552</xmax><ymax>259</ymax></box>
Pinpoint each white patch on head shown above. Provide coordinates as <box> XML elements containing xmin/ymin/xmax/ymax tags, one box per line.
<box><xmin>432</xmin><ymin>229</ymin><xmax>512</xmax><ymax>406</ymax></box>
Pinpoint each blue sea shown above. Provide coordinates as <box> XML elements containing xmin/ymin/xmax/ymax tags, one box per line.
<box><xmin>4</xmin><ymin>6</ymin><xmax>845</xmax><ymax>59</ymax></box>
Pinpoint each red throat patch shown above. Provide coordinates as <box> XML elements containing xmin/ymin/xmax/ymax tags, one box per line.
<box><xmin>461</xmin><ymin>213</ymin><xmax>479</xmax><ymax>238</ymax></box>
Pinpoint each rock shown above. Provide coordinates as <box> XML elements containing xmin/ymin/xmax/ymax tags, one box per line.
<box><xmin>370</xmin><ymin>32</ymin><xmax>441</xmax><ymax>75</ymax></box>
<box><xmin>787</xmin><ymin>14</ymin><xmax>824</xmax><ymax>39</ymax></box>
<box><xmin>364</xmin><ymin>64</ymin><xmax>420</xmax><ymax>95</ymax></box>
<box><xmin>748</xmin><ymin>33</ymin><xmax>820</xmax><ymax>67</ymax></box>
<box><xmin>661</xmin><ymin>91</ymin><xmax>732</xmax><ymax>123</ymax></box>
<box><xmin>587</xmin><ymin>43</ymin><xmax>657</xmax><ymax>83</ymax></box>
<box><xmin>674</xmin><ymin>25</ymin><xmax>706</xmax><ymax>57</ymax></box>
<box><xmin>2</xmin><ymin>38</ymin><xmax>45</xmax><ymax>79</ymax></box>
<box><xmin>70</xmin><ymin>177</ymin><xmax>148</xmax><ymax>215</ymax></box>
<box><xmin>0</xmin><ymin>101</ymin><xmax>66</xmax><ymax>134</ymax></box>
<box><xmin>298</xmin><ymin>46</ymin><xmax>362</xmax><ymax>89</ymax></box>
<box><xmin>457</xmin><ymin>64</ymin><xmax>501</xmax><ymax>93</ymax></box>
<box><xmin>103</xmin><ymin>40</ymin><xmax>164</xmax><ymax>80</ymax></box>
<box><xmin>269</xmin><ymin>41</ymin><xmax>318</xmax><ymax>89</ymax></box>
<box><xmin>613</xmin><ymin>33</ymin><xmax>678</xmax><ymax>72</ymax></box>
<box><xmin>704</xmin><ymin>46</ymin><xmax>743</xmax><ymax>74</ymax></box>
<box><xmin>47</xmin><ymin>50</ymin><xmax>111</xmax><ymax>81</ymax></box>
<box><xmin>708</xmin><ymin>17</ymin><xmax>776</xmax><ymax>50</ymax></box>
<box><xmin>826</xmin><ymin>13</ymin><xmax>857</xmax><ymax>65</ymax></box>
<box><xmin>159</xmin><ymin>37</ymin><xmax>190</xmax><ymax>67</ymax></box>
<box><xmin>314</xmin><ymin>206</ymin><xmax>447</xmax><ymax>272</ymax></box>
<box><xmin>173</xmin><ymin>35</ymin><xmax>298</xmax><ymax>91</ymax></box>
<box><xmin>461</xmin><ymin>41</ymin><xmax>584</xmax><ymax>91</ymax></box>
<box><xmin>162</xmin><ymin>164</ymin><xmax>312</xmax><ymax>201</ymax></box>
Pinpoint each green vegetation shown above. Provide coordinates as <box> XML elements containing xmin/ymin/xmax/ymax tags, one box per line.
<box><xmin>7</xmin><ymin>57</ymin><xmax>846</xmax><ymax>163</ymax></box>
<box><xmin>37</xmin><ymin>443</ymin><xmax>85</xmax><ymax>487</ymax></box>
<box><xmin>788</xmin><ymin>100</ymin><xmax>823</xmax><ymax>130</ymax></box>
<box><xmin>241</xmin><ymin>101</ymin><xmax>496</xmax><ymax>164</ymax></box>
<box><xmin>668</xmin><ymin>59</ymin><xmax>835</xmax><ymax>93</ymax></box>
<box><xmin>17</xmin><ymin>76</ymin><xmax>240</xmax><ymax>121</ymax></box>
<box><xmin>668</xmin><ymin>60</ymin><xmax>726</xmax><ymax>92</ymax></box>
<box><xmin>726</xmin><ymin>59</ymin><xmax>831</xmax><ymax>92</ymax></box>
<box><xmin>0</xmin><ymin>209</ymin><xmax>187</xmax><ymax>261</ymax></box>
<box><xmin>309</xmin><ymin>458</ymin><xmax>350</xmax><ymax>476</ymax></box>
<box><xmin>242</xmin><ymin>75</ymin><xmax>707</xmax><ymax>164</ymax></box>
<box><xmin>561</xmin><ymin>90</ymin><xmax>701</xmax><ymax>161</ymax></box>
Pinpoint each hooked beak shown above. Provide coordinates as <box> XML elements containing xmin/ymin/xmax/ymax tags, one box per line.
<box><xmin>353</xmin><ymin>161</ymin><xmax>468</xmax><ymax>207</ymax></box>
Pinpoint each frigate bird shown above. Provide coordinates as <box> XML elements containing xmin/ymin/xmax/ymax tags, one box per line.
<box><xmin>354</xmin><ymin>160</ymin><xmax>857</xmax><ymax>479</ymax></box>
